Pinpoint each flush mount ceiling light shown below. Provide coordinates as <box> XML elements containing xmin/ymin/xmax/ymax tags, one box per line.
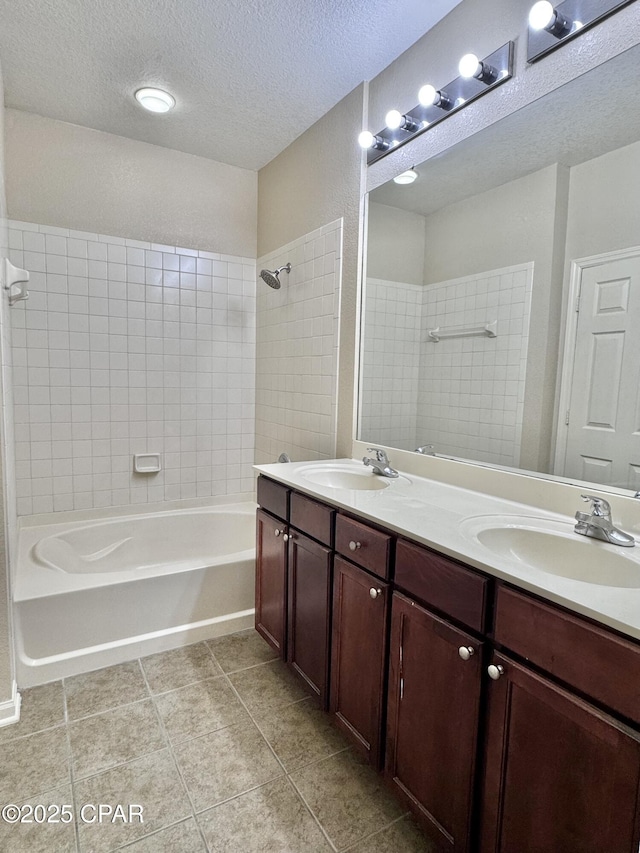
<box><xmin>527</xmin><ymin>0</ymin><xmax>634</xmax><ymax>63</ymax></box>
<box><xmin>359</xmin><ymin>42</ymin><xmax>513</xmax><ymax>166</ymax></box>
<box><xmin>393</xmin><ymin>168</ymin><xmax>418</xmax><ymax>185</ymax></box>
<box><xmin>134</xmin><ymin>87</ymin><xmax>175</xmax><ymax>113</ymax></box>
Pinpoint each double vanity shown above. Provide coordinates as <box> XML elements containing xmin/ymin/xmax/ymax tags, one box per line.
<box><xmin>253</xmin><ymin>457</ymin><xmax>640</xmax><ymax>853</ymax></box>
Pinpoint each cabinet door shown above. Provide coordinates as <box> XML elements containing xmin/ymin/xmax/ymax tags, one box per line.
<box><xmin>287</xmin><ymin>530</ymin><xmax>332</xmax><ymax>708</ymax></box>
<box><xmin>386</xmin><ymin>592</ymin><xmax>483</xmax><ymax>852</ymax></box>
<box><xmin>481</xmin><ymin>652</ymin><xmax>640</xmax><ymax>853</ymax></box>
<box><xmin>255</xmin><ymin>509</ymin><xmax>287</xmax><ymax>656</ymax></box>
<box><xmin>330</xmin><ymin>556</ymin><xmax>389</xmax><ymax>767</ymax></box>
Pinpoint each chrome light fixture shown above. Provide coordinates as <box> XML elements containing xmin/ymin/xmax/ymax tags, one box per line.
<box><xmin>527</xmin><ymin>0</ymin><xmax>635</xmax><ymax>63</ymax></box>
<box><xmin>359</xmin><ymin>42</ymin><xmax>513</xmax><ymax>165</ymax></box>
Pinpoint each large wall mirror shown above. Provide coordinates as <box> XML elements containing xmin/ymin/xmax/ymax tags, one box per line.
<box><xmin>358</xmin><ymin>44</ymin><xmax>640</xmax><ymax>494</ymax></box>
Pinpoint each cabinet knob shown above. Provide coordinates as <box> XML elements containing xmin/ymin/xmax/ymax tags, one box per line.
<box><xmin>349</xmin><ymin>540</ymin><xmax>361</xmax><ymax>551</ymax></box>
<box><xmin>369</xmin><ymin>587</ymin><xmax>382</xmax><ymax>599</ymax></box>
<box><xmin>274</xmin><ymin>529</ymin><xmax>282</xmax><ymax>537</ymax></box>
<box><xmin>487</xmin><ymin>664</ymin><xmax>505</xmax><ymax>681</ymax></box>
<box><xmin>283</xmin><ymin>532</ymin><xmax>294</xmax><ymax>542</ymax></box>
<box><xmin>458</xmin><ymin>646</ymin><xmax>475</xmax><ymax>661</ymax></box>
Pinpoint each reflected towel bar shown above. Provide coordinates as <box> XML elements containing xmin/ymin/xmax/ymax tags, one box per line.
<box><xmin>427</xmin><ymin>320</ymin><xmax>497</xmax><ymax>343</ymax></box>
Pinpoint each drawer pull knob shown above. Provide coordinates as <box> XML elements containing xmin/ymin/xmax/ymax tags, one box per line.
<box><xmin>283</xmin><ymin>533</ymin><xmax>294</xmax><ymax>542</ymax></box>
<box><xmin>349</xmin><ymin>541</ymin><xmax>361</xmax><ymax>551</ymax></box>
<box><xmin>458</xmin><ymin>646</ymin><xmax>475</xmax><ymax>661</ymax></box>
<box><xmin>370</xmin><ymin>587</ymin><xmax>382</xmax><ymax>599</ymax></box>
<box><xmin>488</xmin><ymin>664</ymin><xmax>505</xmax><ymax>681</ymax></box>
<box><xmin>274</xmin><ymin>529</ymin><xmax>282</xmax><ymax>537</ymax></box>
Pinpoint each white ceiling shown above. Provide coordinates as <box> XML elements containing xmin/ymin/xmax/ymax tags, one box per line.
<box><xmin>0</xmin><ymin>0</ymin><xmax>462</xmax><ymax>171</ymax></box>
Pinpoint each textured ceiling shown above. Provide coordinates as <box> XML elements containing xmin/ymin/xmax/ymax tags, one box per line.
<box><xmin>372</xmin><ymin>45</ymin><xmax>640</xmax><ymax>216</ymax></box>
<box><xmin>0</xmin><ymin>0</ymin><xmax>462</xmax><ymax>171</ymax></box>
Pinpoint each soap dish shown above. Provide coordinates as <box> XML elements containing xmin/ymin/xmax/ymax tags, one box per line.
<box><xmin>133</xmin><ymin>453</ymin><xmax>161</xmax><ymax>474</ymax></box>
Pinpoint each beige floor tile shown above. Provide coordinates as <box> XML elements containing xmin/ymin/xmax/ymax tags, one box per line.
<box><xmin>207</xmin><ymin>629</ymin><xmax>277</xmax><ymax>673</ymax></box>
<box><xmin>141</xmin><ymin>643</ymin><xmax>223</xmax><ymax>693</ymax></box>
<box><xmin>69</xmin><ymin>698</ymin><xmax>166</xmax><ymax>779</ymax></box>
<box><xmin>345</xmin><ymin>816</ymin><xmax>436</xmax><ymax>852</ymax></box>
<box><xmin>198</xmin><ymin>778</ymin><xmax>332</xmax><ymax>853</ymax></box>
<box><xmin>75</xmin><ymin>749</ymin><xmax>191</xmax><ymax>853</ymax></box>
<box><xmin>290</xmin><ymin>749</ymin><xmax>404</xmax><ymax>851</ymax></box>
<box><xmin>154</xmin><ymin>676</ymin><xmax>250</xmax><ymax>744</ymax></box>
<box><xmin>173</xmin><ymin>721</ymin><xmax>283</xmax><ymax>812</ymax></box>
<box><xmin>256</xmin><ymin>696</ymin><xmax>349</xmax><ymax>771</ymax></box>
<box><xmin>118</xmin><ymin>817</ymin><xmax>206</xmax><ymax>852</ymax></box>
<box><xmin>0</xmin><ymin>727</ymin><xmax>70</xmax><ymax>803</ymax></box>
<box><xmin>65</xmin><ymin>661</ymin><xmax>148</xmax><ymax>720</ymax></box>
<box><xmin>0</xmin><ymin>681</ymin><xmax>65</xmax><ymax>744</ymax></box>
<box><xmin>228</xmin><ymin>659</ymin><xmax>308</xmax><ymax>713</ymax></box>
<box><xmin>0</xmin><ymin>784</ymin><xmax>76</xmax><ymax>853</ymax></box>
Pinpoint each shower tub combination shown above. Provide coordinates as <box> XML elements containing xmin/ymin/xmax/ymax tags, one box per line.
<box><xmin>14</xmin><ymin>501</ymin><xmax>256</xmax><ymax>687</ymax></box>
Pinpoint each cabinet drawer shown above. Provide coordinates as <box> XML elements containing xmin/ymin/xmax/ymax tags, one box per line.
<box><xmin>290</xmin><ymin>492</ymin><xmax>335</xmax><ymax>547</ymax></box>
<box><xmin>494</xmin><ymin>585</ymin><xmax>640</xmax><ymax>726</ymax></box>
<box><xmin>335</xmin><ymin>514</ymin><xmax>392</xmax><ymax>580</ymax></box>
<box><xmin>257</xmin><ymin>476</ymin><xmax>289</xmax><ymax>522</ymax></box>
<box><xmin>395</xmin><ymin>539</ymin><xmax>489</xmax><ymax>633</ymax></box>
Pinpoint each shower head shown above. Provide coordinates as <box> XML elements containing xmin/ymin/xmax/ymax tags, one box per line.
<box><xmin>260</xmin><ymin>263</ymin><xmax>291</xmax><ymax>289</ymax></box>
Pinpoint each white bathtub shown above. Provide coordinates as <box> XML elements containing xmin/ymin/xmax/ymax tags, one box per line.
<box><xmin>14</xmin><ymin>502</ymin><xmax>256</xmax><ymax>687</ymax></box>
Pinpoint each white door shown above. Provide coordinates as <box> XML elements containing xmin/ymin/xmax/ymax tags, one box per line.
<box><xmin>561</xmin><ymin>253</ymin><xmax>640</xmax><ymax>490</ymax></box>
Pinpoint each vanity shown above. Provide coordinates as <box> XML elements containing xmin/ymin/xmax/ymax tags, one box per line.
<box><xmin>253</xmin><ymin>458</ymin><xmax>640</xmax><ymax>853</ymax></box>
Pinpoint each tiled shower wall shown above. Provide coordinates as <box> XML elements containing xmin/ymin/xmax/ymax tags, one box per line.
<box><xmin>361</xmin><ymin>263</ymin><xmax>532</xmax><ymax>466</ymax></box>
<box><xmin>418</xmin><ymin>263</ymin><xmax>533</xmax><ymax>467</ymax></box>
<box><xmin>8</xmin><ymin>221</ymin><xmax>256</xmax><ymax>514</ymax></box>
<box><xmin>359</xmin><ymin>279</ymin><xmax>421</xmax><ymax>451</ymax></box>
<box><xmin>255</xmin><ymin>220</ymin><xmax>342</xmax><ymax>464</ymax></box>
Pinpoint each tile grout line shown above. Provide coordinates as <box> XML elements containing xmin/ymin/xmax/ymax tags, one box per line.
<box><xmin>137</xmin><ymin>657</ymin><xmax>211</xmax><ymax>853</ymax></box>
<box><xmin>61</xmin><ymin>677</ymin><xmax>82</xmax><ymax>853</ymax></box>
<box><xmin>217</xmin><ymin>660</ymin><xmax>340</xmax><ymax>853</ymax></box>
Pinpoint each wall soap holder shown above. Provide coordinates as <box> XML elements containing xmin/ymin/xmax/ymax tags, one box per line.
<box><xmin>133</xmin><ymin>453</ymin><xmax>162</xmax><ymax>474</ymax></box>
<box><xmin>4</xmin><ymin>259</ymin><xmax>29</xmax><ymax>306</ymax></box>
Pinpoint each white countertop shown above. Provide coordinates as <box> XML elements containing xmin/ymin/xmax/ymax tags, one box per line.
<box><xmin>255</xmin><ymin>458</ymin><xmax>640</xmax><ymax>642</ymax></box>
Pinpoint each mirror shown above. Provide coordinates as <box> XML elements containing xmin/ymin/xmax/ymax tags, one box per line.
<box><xmin>358</xmin><ymin>44</ymin><xmax>640</xmax><ymax>493</ymax></box>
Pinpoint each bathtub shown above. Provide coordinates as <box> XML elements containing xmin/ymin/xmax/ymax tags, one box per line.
<box><xmin>14</xmin><ymin>501</ymin><xmax>256</xmax><ymax>687</ymax></box>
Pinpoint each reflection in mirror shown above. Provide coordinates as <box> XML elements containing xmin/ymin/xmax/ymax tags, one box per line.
<box><xmin>358</xmin><ymin>45</ymin><xmax>640</xmax><ymax>493</ymax></box>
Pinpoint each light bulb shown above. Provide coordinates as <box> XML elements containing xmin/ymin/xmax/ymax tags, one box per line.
<box><xmin>358</xmin><ymin>131</ymin><xmax>375</xmax><ymax>149</ymax></box>
<box><xmin>458</xmin><ymin>53</ymin><xmax>482</xmax><ymax>79</ymax></box>
<box><xmin>385</xmin><ymin>110</ymin><xmax>403</xmax><ymax>130</ymax></box>
<box><xmin>134</xmin><ymin>87</ymin><xmax>175</xmax><ymax>113</ymax></box>
<box><xmin>528</xmin><ymin>0</ymin><xmax>555</xmax><ymax>29</ymax></box>
<box><xmin>418</xmin><ymin>85</ymin><xmax>437</xmax><ymax>106</ymax></box>
<box><xmin>393</xmin><ymin>169</ymin><xmax>418</xmax><ymax>185</ymax></box>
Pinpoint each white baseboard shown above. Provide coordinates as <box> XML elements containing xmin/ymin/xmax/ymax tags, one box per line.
<box><xmin>0</xmin><ymin>681</ymin><xmax>21</xmax><ymax>727</ymax></box>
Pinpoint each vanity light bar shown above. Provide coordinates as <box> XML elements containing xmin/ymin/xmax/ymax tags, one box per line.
<box><xmin>361</xmin><ymin>42</ymin><xmax>513</xmax><ymax>166</ymax></box>
<box><xmin>527</xmin><ymin>0</ymin><xmax>636</xmax><ymax>63</ymax></box>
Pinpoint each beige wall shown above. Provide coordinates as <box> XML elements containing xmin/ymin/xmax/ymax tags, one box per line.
<box><xmin>367</xmin><ymin>203</ymin><xmax>426</xmax><ymax>286</ymax></box>
<box><xmin>258</xmin><ymin>85</ymin><xmax>365</xmax><ymax>457</ymax></box>
<box><xmin>565</xmin><ymin>138</ymin><xmax>640</xmax><ymax>262</ymax></box>
<box><xmin>5</xmin><ymin>110</ymin><xmax>257</xmax><ymax>257</ymax></box>
<box><xmin>0</xmin><ymin>64</ymin><xmax>16</xmax><ymax>708</ymax></box>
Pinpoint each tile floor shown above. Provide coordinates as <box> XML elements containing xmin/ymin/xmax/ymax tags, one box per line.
<box><xmin>0</xmin><ymin>630</ymin><xmax>435</xmax><ymax>852</ymax></box>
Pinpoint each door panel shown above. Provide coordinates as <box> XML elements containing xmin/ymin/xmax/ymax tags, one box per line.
<box><xmin>481</xmin><ymin>652</ymin><xmax>640</xmax><ymax>853</ymax></box>
<box><xmin>255</xmin><ymin>509</ymin><xmax>287</xmax><ymax>655</ymax></box>
<box><xmin>386</xmin><ymin>592</ymin><xmax>484</xmax><ymax>852</ymax></box>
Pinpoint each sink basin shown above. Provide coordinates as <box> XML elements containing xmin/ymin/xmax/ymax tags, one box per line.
<box><xmin>297</xmin><ymin>463</ymin><xmax>391</xmax><ymax>491</ymax></box>
<box><xmin>459</xmin><ymin>515</ymin><xmax>640</xmax><ymax>588</ymax></box>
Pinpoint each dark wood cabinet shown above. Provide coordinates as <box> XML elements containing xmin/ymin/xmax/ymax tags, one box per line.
<box><xmin>287</xmin><ymin>529</ymin><xmax>332</xmax><ymax>708</ymax></box>
<box><xmin>255</xmin><ymin>508</ymin><xmax>288</xmax><ymax>655</ymax></box>
<box><xmin>480</xmin><ymin>651</ymin><xmax>640</xmax><ymax>853</ymax></box>
<box><xmin>386</xmin><ymin>592</ymin><xmax>484</xmax><ymax>853</ymax></box>
<box><xmin>330</xmin><ymin>556</ymin><xmax>390</xmax><ymax>767</ymax></box>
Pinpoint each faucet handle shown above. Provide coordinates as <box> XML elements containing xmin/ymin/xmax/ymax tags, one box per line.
<box><xmin>581</xmin><ymin>494</ymin><xmax>611</xmax><ymax>518</ymax></box>
<box><xmin>367</xmin><ymin>447</ymin><xmax>388</xmax><ymax>463</ymax></box>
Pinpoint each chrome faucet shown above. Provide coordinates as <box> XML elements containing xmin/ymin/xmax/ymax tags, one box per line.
<box><xmin>415</xmin><ymin>445</ymin><xmax>436</xmax><ymax>455</ymax></box>
<box><xmin>574</xmin><ymin>495</ymin><xmax>635</xmax><ymax>547</ymax></box>
<box><xmin>363</xmin><ymin>448</ymin><xmax>399</xmax><ymax>478</ymax></box>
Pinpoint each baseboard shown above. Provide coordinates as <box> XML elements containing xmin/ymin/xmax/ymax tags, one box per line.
<box><xmin>0</xmin><ymin>681</ymin><xmax>21</xmax><ymax>727</ymax></box>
